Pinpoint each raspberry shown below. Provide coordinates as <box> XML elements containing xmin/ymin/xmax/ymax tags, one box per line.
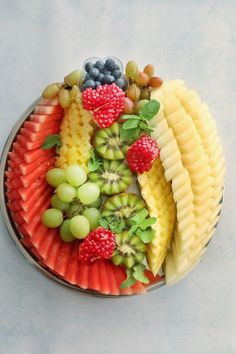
<box><xmin>126</xmin><ymin>135</ymin><xmax>160</xmax><ymax>174</ymax></box>
<box><xmin>82</xmin><ymin>83</ymin><xmax>125</xmax><ymax>128</ymax></box>
<box><xmin>79</xmin><ymin>227</ymin><xmax>116</xmax><ymax>262</ymax></box>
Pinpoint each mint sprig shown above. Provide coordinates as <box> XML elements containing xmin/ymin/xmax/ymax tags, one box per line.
<box><xmin>88</xmin><ymin>149</ymin><xmax>103</xmax><ymax>172</ymax></box>
<box><xmin>121</xmin><ymin>264</ymin><xmax>149</xmax><ymax>289</ymax></box>
<box><xmin>41</xmin><ymin>134</ymin><xmax>62</xmax><ymax>153</ymax></box>
<box><xmin>98</xmin><ymin>216</ymin><xmax>126</xmax><ymax>234</ymax></box>
<box><xmin>121</xmin><ymin>100</ymin><xmax>160</xmax><ymax>140</ymax></box>
<box><xmin>128</xmin><ymin>208</ymin><xmax>156</xmax><ymax>243</ymax></box>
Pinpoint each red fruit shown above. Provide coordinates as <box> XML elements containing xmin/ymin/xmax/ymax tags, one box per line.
<box><xmin>82</xmin><ymin>83</ymin><xmax>125</xmax><ymax>128</ymax></box>
<box><xmin>126</xmin><ymin>135</ymin><xmax>160</xmax><ymax>174</ymax></box>
<box><xmin>79</xmin><ymin>227</ymin><xmax>116</xmax><ymax>263</ymax></box>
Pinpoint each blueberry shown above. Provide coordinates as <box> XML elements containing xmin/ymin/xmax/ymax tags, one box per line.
<box><xmin>94</xmin><ymin>60</ymin><xmax>105</xmax><ymax>71</ymax></box>
<box><xmin>104</xmin><ymin>75</ymin><xmax>115</xmax><ymax>84</ymax></box>
<box><xmin>112</xmin><ymin>69</ymin><xmax>122</xmax><ymax>79</ymax></box>
<box><xmin>89</xmin><ymin>68</ymin><xmax>100</xmax><ymax>79</ymax></box>
<box><xmin>97</xmin><ymin>73</ymin><xmax>105</xmax><ymax>83</ymax></box>
<box><xmin>114</xmin><ymin>64</ymin><xmax>120</xmax><ymax>70</ymax></box>
<box><xmin>115</xmin><ymin>76</ymin><xmax>128</xmax><ymax>90</ymax></box>
<box><xmin>105</xmin><ymin>59</ymin><xmax>116</xmax><ymax>71</ymax></box>
<box><xmin>102</xmin><ymin>70</ymin><xmax>111</xmax><ymax>75</ymax></box>
<box><xmin>85</xmin><ymin>62</ymin><xmax>94</xmax><ymax>73</ymax></box>
<box><xmin>94</xmin><ymin>81</ymin><xmax>101</xmax><ymax>88</ymax></box>
<box><xmin>84</xmin><ymin>73</ymin><xmax>90</xmax><ymax>80</ymax></box>
<box><xmin>81</xmin><ymin>79</ymin><xmax>95</xmax><ymax>91</ymax></box>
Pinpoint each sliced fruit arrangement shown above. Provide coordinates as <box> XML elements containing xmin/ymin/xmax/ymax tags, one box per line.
<box><xmin>150</xmin><ymin>80</ymin><xmax>225</xmax><ymax>284</ymax></box>
<box><xmin>4</xmin><ymin>57</ymin><xmax>224</xmax><ymax>296</ymax></box>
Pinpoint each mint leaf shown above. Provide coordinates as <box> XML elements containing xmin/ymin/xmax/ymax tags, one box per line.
<box><xmin>123</xmin><ymin>119</ymin><xmax>140</xmax><ymax>130</ymax></box>
<box><xmin>121</xmin><ymin>114</ymin><xmax>140</xmax><ymax>120</ymax></box>
<box><xmin>128</xmin><ymin>224</ymin><xmax>139</xmax><ymax>236</ymax></box>
<box><xmin>41</xmin><ymin>134</ymin><xmax>62</xmax><ymax>151</ymax></box>
<box><xmin>120</xmin><ymin>269</ymin><xmax>136</xmax><ymax>289</ymax></box>
<box><xmin>131</xmin><ymin>208</ymin><xmax>149</xmax><ymax>223</ymax></box>
<box><xmin>136</xmin><ymin>228</ymin><xmax>155</xmax><ymax>243</ymax></box>
<box><xmin>120</xmin><ymin>125</ymin><xmax>140</xmax><ymax>141</ymax></box>
<box><xmin>139</xmin><ymin>217</ymin><xmax>157</xmax><ymax>230</ymax></box>
<box><xmin>139</xmin><ymin>100</ymin><xmax>160</xmax><ymax>120</ymax></box>
<box><xmin>88</xmin><ymin>150</ymin><xmax>103</xmax><ymax>172</ymax></box>
<box><xmin>139</xmin><ymin>121</ymin><xmax>153</xmax><ymax>133</ymax></box>
<box><xmin>98</xmin><ymin>217</ymin><xmax>109</xmax><ymax>229</ymax></box>
<box><xmin>109</xmin><ymin>219</ymin><xmax>126</xmax><ymax>233</ymax></box>
<box><xmin>133</xmin><ymin>264</ymin><xmax>149</xmax><ymax>284</ymax></box>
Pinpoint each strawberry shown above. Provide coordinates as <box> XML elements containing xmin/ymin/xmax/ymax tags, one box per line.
<box><xmin>81</xmin><ymin>83</ymin><xmax>125</xmax><ymax>128</ymax></box>
<box><xmin>79</xmin><ymin>227</ymin><xmax>116</xmax><ymax>262</ymax></box>
<box><xmin>126</xmin><ymin>135</ymin><xmax>160</xmax><ymax>174</ymax></box>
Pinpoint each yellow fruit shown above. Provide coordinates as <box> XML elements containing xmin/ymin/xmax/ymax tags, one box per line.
<box><xmin>56</xmin><ymin>97</ymin><xmax>94</xmax><ymax>171</ymax></box>
<box><xmin>138</xmin><ymin>159</ymin><xmax>176</xmax><ymax>275</ymax></box>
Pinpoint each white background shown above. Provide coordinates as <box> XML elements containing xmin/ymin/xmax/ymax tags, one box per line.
<box><xmin>0</xmin><ymin>1</ymin><xmax>235</xmax><ymax>353</ymax></box>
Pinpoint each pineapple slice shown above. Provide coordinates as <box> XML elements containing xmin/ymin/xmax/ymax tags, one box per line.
<box><xmin>56</xmin><ymin>94</ymin><xmax>94</xmax><ymax>171</ymax></box>
<box><xmin>138</xmin><ymin>159</ymin><xmax>176</xmax><ymax>275</ymax></box>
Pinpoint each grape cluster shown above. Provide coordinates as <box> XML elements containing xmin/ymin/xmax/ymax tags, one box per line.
<box><xmin>123</xmin><ymin>61</ymin><xmax>163</xmax><ymax>115</ymax></box>
<box><xmin>41</xmin><ymin>165</ymin><xmax>101</xmax><ymax>242</ymax></box>
<box><xmin>80</xmin><ymin>58</ymin><xmax>128</xmax><ymax>91</ymax></box>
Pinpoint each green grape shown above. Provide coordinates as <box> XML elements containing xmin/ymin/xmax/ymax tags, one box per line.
<box><xmin>42</xmin><ymin>83</ymin><xmax>60</xmax><ymax>99</ymax></box>
<box><xmin>56</xmin><ymin>183</ymin><xmax>76</xmax><ymax>203</ymax></box>
<box><xmin>64</xmin><ymin>70</ymin><xmax>83</xmax><ymax>87</ymax></box>
<box><xmin>58</xmin><ymin>87</ymin><xmax>71</xmax><ymax>108</ymax></box>
<box><xmin>65</xmin><ymin>165</ymin><xmax>87</xmax><ymax>187</ymax></box>
<box><xmin>88</xmin><ymin>195</ymin><xmax>102</xmax><ymax>208</ymax></box>
<box><xmin>70</xmin><ymin>215</ymin><xmax>90</xmax><ymax>239</ymax></box>
<box><xmin>82</xmin><ymin>208</ymin><xmax>100</xmax><ymax>230</ymax></box>
<box><xmin>125</xmin><ymin>60</ymin><xmax>138</xmax><ymax>78</ymax></box>
<box><xmin>46</xmin><ymin>168</ymin><xmax>66</xmax><ymax>187</ymax></box>
<box><xmin>77</xmin><ymin>182</ymin><xmax>100</xmax><ymax>205</ymax></box>
<box><xmin>60</xmin><ymin>219</ymin><xmax>75</xmax><ymax>242</ymax></box>
<box><xmin>41</xmin><ymin>208</ymin><xmax>63</xmax><ymax>228</ymax></box>
<box><xmin>51</xmin><ymin>195</ymin><xmax>69</xmax><ymax>212</ymax></box>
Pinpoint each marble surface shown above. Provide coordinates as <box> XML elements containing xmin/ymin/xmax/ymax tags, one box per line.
<box><xmin>0</xmin><ymin>1</ymin><xmax>235</xmax><ymax>353</ymax></box>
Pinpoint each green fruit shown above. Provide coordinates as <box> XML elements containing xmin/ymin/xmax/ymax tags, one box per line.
<box><xmin>41</xmin><ymin>208</ymin><xmax>63</xmax><ymax>228</ymax></box>
<box><xmin>64</xmin><ymin>70</ymin><xmax>83</xmax><ymax>87</ymax></box>
<box><xmin>102</xmin><ymin>193</ymin><xmax>145</xmax><ymax>226</ymax></box>
<box><xmin>66</xmin><ymin>201</ymin><xmax>84</xmax><ymax>218</ymax></box>
<box><xmin>82</xmin><ymin>208</ymin><xmax>100</xmax><ymax>230</ymax></box>
<box><xmin>70</xmin><ymin>215</ymin><xmax>90</xmax><ymax>239</ymax></box>
<box><xmin>51</xmin><ymin>195</ymin><xmax>69</xmax><ymax>212</ymax></box>
<box><xmin>58</xmin><ymin>87</ymin><xmax>71</xmax><ymax>108</ymax></box>
<box><xmin>46</xmin><ymin>168</ymin><xmax>66</xmax><ymax>187</ymax></box>
<box><xmin>56</xmin><ymin>183</ymin><xmax>76</xmax><ymax>203</ymax></box>
<box><xmin>125</xmin><ymin>61</ymin><xmax>139</xmax><ymax>78</ymax></box>
<box><xmin>111</xmin><ymin>231</ymin><xmax>145</xmax><ymax>268</ymax></box>
<box><xmin>89</xmin><ymin>160</ymin><xmax>132</xmax><ymax>195</ymax></box>
<box><xmin>65</xmin><ymin>165</ymin><xmax>87</xmax><ymax>187</ymax></box>
<box><xmin>94</xmin><ymin>123</ymin><xmax>129</xmax><ymax>160</ymax></box>
<box><xmin>88</xmin><ymin>195</ymin><xmax>102</xmax><ymax>208</ymax></box>
<box><xmin>77</xmin><ymin>182</ymin><xmax>100</xmax><ymax>205</ymax></box>
<box><xmin>133</xmin><ymin>99</ymin><xmax>150</xmax><ymax>114</ymax></box>
<box><xmin>60</xmin><ymin>219</ymin><xmax>76</xmax><ymax>242</ymax></box>
<box><xmin>42</xmin><ymin>83</ymin><xmax>60</xmax><ymax>99</ymax></box>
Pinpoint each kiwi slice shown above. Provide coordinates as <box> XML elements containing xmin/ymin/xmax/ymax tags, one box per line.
<box><xmin>112</xmin><ymin>231</ymin><xmax>145</xmax><ymax>268</ymax></box>
<box><xmin>89</xmin><ymin>160</ymin><xmax>132</xmax><ymax>195</ymax></box>
<box><xmin>102</xmin><ymin>193</ymin><xmax>145</xmax><ymax>225</ymax></box>
<box><xmin>94</xmin><ymin>122</ymin><xmax>129</xmax><ymax>160</ymax></box>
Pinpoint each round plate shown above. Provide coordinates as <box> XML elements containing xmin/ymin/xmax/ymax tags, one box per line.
<box><xmin>0</xmin><ymin>100</ymin><xmax>165</xmax><ymax>297</ymax></box>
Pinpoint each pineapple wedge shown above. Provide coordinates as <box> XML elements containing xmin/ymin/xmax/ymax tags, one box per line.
<box><xmin>138</xmin><ymin>159</ymin><xmax>176</xmax><ymax>275</ymax></box>
<box><xmin>56</xmin><ymin>93</ymin><xmax>94</xmax><ymax>171</ymax></box>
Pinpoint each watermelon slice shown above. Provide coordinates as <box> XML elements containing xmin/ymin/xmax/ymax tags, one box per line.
<box><xmin>63</xmin><ymin>243</ymin><xmax>80</xmax><ymax>285</ymax></box>
<box><xmin>38</xmin><ymin>97</ymin><xmax>59</xmax><ymax>106</ymax></box>
<box><xmin>20</xmin><ymin>126</ymin><xmax>60</xmax><ymax>142</ymax></box>
<box><xmin>30</xmin><ymin>113</ymin><xmax>62</xmax><ymax>124</ymax></box>
<box><xmin>24</xmin><ymin>119</ymin><xmax>60</xmax><ymax>133</ymax></box>
<box><xmin>20</xmin><ymin>157</ymin><xmax>56</xmax><ymax>187</ymax></box>
<box><xmin>19</xmin><ymin>150</ymin><xmax>54</xmax><ymax>175</ymax></box>
<box><xmin>34</xmin><ymin>105</ymin><xmax>62</xmax><ymax>115</ymax></box>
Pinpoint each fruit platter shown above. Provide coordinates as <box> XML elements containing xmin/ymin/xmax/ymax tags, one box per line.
<box><xmin>0</xmin><ymin>57</ymin><xmax>225</xmax><ymax>296</ymax></box>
